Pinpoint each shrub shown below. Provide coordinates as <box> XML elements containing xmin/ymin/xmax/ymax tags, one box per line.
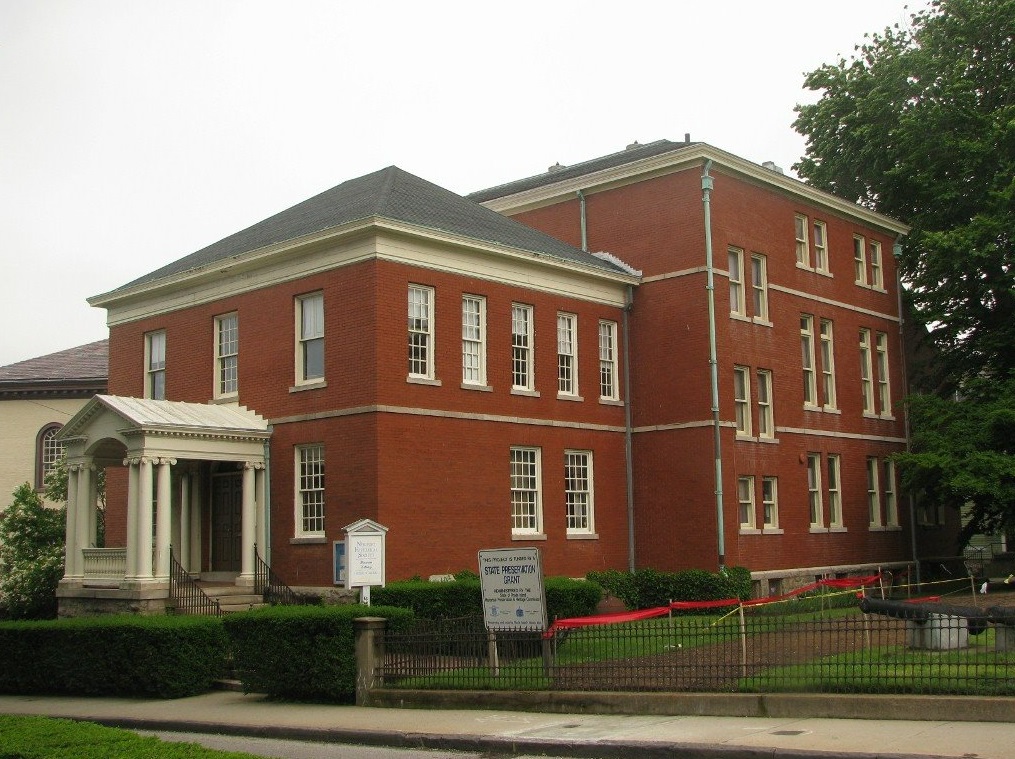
<box><xmin>0</xmin><ymin>614</ymin><xmax>228</xmax><ymax>698</ymax></box>
<box><xmin>222</xmin><ymin>604</ymin><xmax>413</xmax><ymax>702</ymax></box>
<box><xmin>587</xmin><ymin>566</ymin><xmax>752</xmax><ymax>610</ymax></box>
<box><xmin>0</xmin><ymin>484</ymin><xmax>65</xmax><ymax>620</ymax></box>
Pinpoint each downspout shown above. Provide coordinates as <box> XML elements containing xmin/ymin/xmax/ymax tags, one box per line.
<box><xmin>577</xmin><ymin>189</ymin><xmax>588</xmax><ymax>251</ymax></box>
<box><xmin>894</xmin><ymin>243</ymin><xmax>920</xmax><ymax>585</ymax></box>
<box><xmin>623</xmin><ymin>285</ymin><xmax>636</xmax><ymax>572</ymax></box>
<box><xmin>263</xmin><ymin>427</ymin><xmax>272</xmax><ymax>564</ymax></box>
<box><xmin>702</xmin><ymin>160</ymin><xmax>725</xmax><ymax>568</ymax></box>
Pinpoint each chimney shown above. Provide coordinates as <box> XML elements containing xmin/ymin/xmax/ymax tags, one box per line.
<box><xmin>762</xmin><ymin>161</ymin><xmax>784</xmax><ymax>174</ymax></box>
<box><xmin>547</xmin><ymin>162</ymin><xmax>566</xmax><ymax>173</ymax></box>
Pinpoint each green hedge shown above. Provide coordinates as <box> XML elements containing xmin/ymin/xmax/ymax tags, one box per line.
<box><xmin>371</xmin><ymin>576</ymin><xmax>602</xmax><ymax>622</ymax></box>
<box><xmin>0</xmin><ymin>615</ymin><xmax>227</xmax><ymax>698</ymax></box>
<box><xmin>222</xmin><ymin>604</ymin><xmax>413</xmax><ymax>702</ymax></box>
<box><xmin>587</xmin><ymin>566</ymin><xmax>752</xmax><ymax>610</ymax></box>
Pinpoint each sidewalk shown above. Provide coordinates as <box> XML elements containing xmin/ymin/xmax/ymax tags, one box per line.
<box><xmin>1</xmin><ymin>690</ymin><xmax>1014</xmax><ymax>759</ymax></box>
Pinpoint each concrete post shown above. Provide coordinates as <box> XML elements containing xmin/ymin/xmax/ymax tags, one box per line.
<box><xmin>354</xmin><ymin>617</ymin><xmax>387</xmax><ymax>706</ymax></box>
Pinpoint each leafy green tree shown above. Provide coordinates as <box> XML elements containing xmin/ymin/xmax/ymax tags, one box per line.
<box><xmin>793</xmin><ymin>0</ymin><xmax>1015</xmax><ymax>384</ymax></box>
<box><xmin>0</xmin><ymin>484</ymin><xmax>66</xmax><ymax>620</ymax></box>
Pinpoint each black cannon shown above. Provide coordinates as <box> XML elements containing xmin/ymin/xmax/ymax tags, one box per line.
<box><xmin>858</xmin><ymin>597</ymin><xmax>990</xmax><ymax>635</ymax></box>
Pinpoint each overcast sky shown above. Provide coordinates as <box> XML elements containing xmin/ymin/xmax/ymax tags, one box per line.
<box><xmin>0</xmin><ymin>0</ymin><xmax>921</xmax><ymax>367</ymax></box>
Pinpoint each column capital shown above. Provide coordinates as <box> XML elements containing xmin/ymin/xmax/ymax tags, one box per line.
<box><xmin>242</xmin><ymin>461</ymin><xmax>266</xmax><ymax>471</ymax></box>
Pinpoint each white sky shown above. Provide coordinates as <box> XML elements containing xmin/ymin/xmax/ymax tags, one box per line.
<box><xmin>0</xmin><ymin>0</ymin><xmax>921</xmax><ymax>367</ymax></box>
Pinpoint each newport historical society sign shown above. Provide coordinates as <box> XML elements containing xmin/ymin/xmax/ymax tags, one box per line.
<box><xmin>478</xmin><ymin>548</ymin><xmax>547</xmax><ymax>632</ymax></box>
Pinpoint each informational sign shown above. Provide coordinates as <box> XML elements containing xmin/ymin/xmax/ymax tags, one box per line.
<box><xmin>478</xmin><ymin>547</ymin><xmax>547</xmax><ymax>632</ymax></box>
<box><xmin>332</xmin><ymin>541</ymin><xmax>346</xmax><ymax>585</ymax></box>
<box><xmin>347</xmin><ymin>533</ymin><xmax>385</xmax><ymax>587</ymax></box>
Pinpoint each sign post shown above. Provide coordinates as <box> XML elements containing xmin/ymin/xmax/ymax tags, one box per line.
<box><xmin>343</xmin><ymin>519</ymin><xmax>388</xmax><ymax>606</ymax></box>
<box><xmin>477</xmin><ymin>547</ymin><xmax>547</xmax><ymax>675</ymax></box>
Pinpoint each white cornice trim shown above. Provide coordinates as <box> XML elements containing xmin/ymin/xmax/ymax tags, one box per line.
<box><xmin>479</xmin><ymin>143</ymin><xmax>910</xmax><ymax>237</ymax></box>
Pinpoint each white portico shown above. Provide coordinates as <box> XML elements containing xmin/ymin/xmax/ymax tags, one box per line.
<box><xmin>56</xmin><ymin>395</ymin><xmax>271</xmax><ymax>615</ymax></box>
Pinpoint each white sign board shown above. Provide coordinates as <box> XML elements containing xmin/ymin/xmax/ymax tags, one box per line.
<box><xmin>478</xmin><ymin>548</ymin><xmax>547</xmax><ymax>632</ymax></box>
<box><xmin>347</xmin><ymin>533</ymin><xmax>385</xmax><ymax>588</ymax></box>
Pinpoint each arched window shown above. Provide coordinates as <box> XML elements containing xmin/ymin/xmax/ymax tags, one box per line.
<box><xmin>35</xmin><ymin>424</ymin><xmax>64</xmax><ymax>491</ymax></box>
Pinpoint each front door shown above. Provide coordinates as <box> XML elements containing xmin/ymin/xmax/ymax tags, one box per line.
<box><xmin>211</xmin><ymin>474</ymin><xmax>242</xmax><ymax>572</ymax></box>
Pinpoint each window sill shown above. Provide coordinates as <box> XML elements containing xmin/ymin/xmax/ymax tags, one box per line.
<box><xmin>735</xmin><ymin>433</ymin><xmax>756</xmax><ymax>441</ymax></box>
<box><xmin>211</xmin><ymin>395</ymin><xmax>239</xmax><ymax>405</ymax></box>
<box><xmin>739</xmin><ymin>528</ymin><xmax>762</xmax><ymax>535</ymax></box>
<box><xmin>290</xmin><ymin>380</ymin><xmax>327</xmax><ymax>393</ymax></box>
<box><xmin>511</xmin><ymin>388</ymin><xmax>540</xmax><ymax>398</ymax></box>
<box><xmin>511</xmin><ymin>532</ymin><xmax>547</xmax><ymax>541</ymax></box>
<box><xmin>862</xmin><ymin>412</ymin><xmax>879</xmax><ymax>419</ymax></box>
<box><xmin>756</xmin><ymin>436</ymin><xmax>780</xmax><ymax>444</ymax></box>
<box><xmin>407</xmin><ymin>376</ymin><xmax>442</xmax><ymax>387</ymax></box>
<box><xmin>762</xmin><ymin>527</ymin><xmax>784</xmax><ymax>535</ymax></box>
<box><xmin>809</xmin><ymin>526</ymin><xmax>848</xmax><ymax>534</ymax></box>
<box><xmin>822</xmin><ymin>406</ymin><xmax>841</xmax><ymax>415</ymax></box>
<box><xmin>557</xmin><ymin>393</ymin><xmax>584</xmax><ymax>402</ymax></box>
<box><xmin>752</xmin><ymin>318</ymin><xmax>773</xmax><ymax>328</ymax></box>
<box><xmin>566</xmin><ymin>532</ymin><xmax>599</xmax><ymax>540</ymax></box>
<box><xmin>461</xmin><ymin>382</ymin><xmax>493</xmax><ymax>392</ymax></box>
<box><xmin>815</xmin><ymin>269</ymin><xmax>833</xmax><ymax>278</ymax></box>
<box><xmin>730</xmin><ymin>313</ymin><xmax>751</xmax><ymax>323</ymax></box>
<box><xmin>796</xmin><ymin>262</ymin><xmax>814</xmax><ymax>273</ymax></box>
<box><xmin>879</xmin><ymin>414</ymin><xmax>896</xmax><ymax>421</ymax></box>
<box><xmin>599</xmin><ymin>398</ymin><xmax>624</xmax><ymax>407</ymax></box>
<box><xmin>290</xmin><ymin>536</ymin><xmax>327</xmax><ymax>545</ymax></box>
<box><xmin>803</xmin><ymin>403</ymin><xmax>822</xmax><ymax>413</ymax></box>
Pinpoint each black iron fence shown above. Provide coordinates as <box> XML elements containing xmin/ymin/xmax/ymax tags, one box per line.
<box><xmin>378</xmin><ymin>604</ymin><xmax>1015</xmax><ymax>696</ymax></box>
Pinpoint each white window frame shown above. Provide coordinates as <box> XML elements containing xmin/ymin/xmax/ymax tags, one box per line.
<box><xmin>564</xmin><ymin>450</ymin><xmax>594</xmax><ymax>535</ymax></box>
<box><xmin>511</xmin><ymin>303</ymin><xmax>534</xmax><ymax>391</ymax></box>
<box><xmin>807</xmin><ymin>453</ymin><xmax>823</xmax><ymax>528</ymax></box>
<box><xmin>820</xmin><ymin>319</ymin><xmax>837</xmax><ymax>410</ymax></box>
<box><xmin>733</xmin><ymin>365</ymin><xmax>752</xmax><ymax>437</ymax></box>
<box><xmin>750</xmin><ymin>253</ymin><xmax>769</xmax><ymax>322</ymax></box>
<box><xmin>801</xmin><ymin>315</ymin><xmax>818</xmax><ymax>408</ymax></box>
<box><xmin>853</xmin><ymin>235</ymin><xmax>868</xmax><ymax>285</ymax></box>
<box><xmin>599</xmin><ymin>320</ymin><xmax>619</xmax><ymax>401</ymax></box>
<box><xmin>408</xmin><ymin>284</ymin><xmax>435</xmax><ymax>380</ymax></box>
<box><xmin>461</xmin><ymin>295</ymin><xmax>487</xmax><ymax>387</ymax></box>
<box><xmin>876</xmin><ymin>332</ymin><xmax>892</xmax><ymax>417</ymax></box>
<box><xmin>738</xmin><ymin>475</ymin><xmax>756</xmax><ymax>529</ymax></box>
<box><xmin>728</xmin><ymin>247</ymin><xmax>746</xmax><ymax>316</ymax></box>
<box><xmin>214</xmin><ymin>312</ymin><xmax>238</xmax><ymax>399</ymax></box>
<box><xmin>813</xmin><ymin>220</ymin><xmax>829</xmax><ymax>273</ymax></box>
<box><xmin>870</xmin><ymin>240</ymin><xmax>884</xmax><ymax>289</ymax></box>
<box><xmin>557</xmin><ymin>312</ymin><xmax>578</xmax><ymax>396</ymax></box>
<box><xmin>757</xmin><ymin>369</ymin><xmax>774</xmax><ymax>439</ymax></box>
<box><xmin>295</xmin><ymin>444</ymin><xmax>325</xmax><ymax>538</ymax></box>
<box><xmin>867</xmin><ymin>456</ymin><xmax>882</xmax><ymax>527</ymax></box>
<box><xmin>884</xmin><ymin>459</ymin><xmax>898</xmax><ymax>527</ymax></box>
<box><xmin>145</xmin><ymin>330</ymin><xmax>166</xmax><ymax>400</ymax></box>
<box><xmin>794</xmin><ymin>214</ymin><xmax>809</xmax><ymax>267</ymax></box>
<box><xmin>860</xmin><ymin>328</ymin><xmax>875</xmax><ymax>415</ymax></box>
<box><xmin>296</xmin><ymin>292</ymin><xmax>324</xmax><ymax>385</ymax></box>
<box><xmin>762</xmin><ymin>476</ymin><xmax>779</xmax><ymax>529</ymax></box>
<box><xmin>827</xmin><ymin>454</ymin><xmax>843</xmax><ymax>528</ymax></box>
<box><xmin>37</xmin><ymin>424</ymin><xmax>64</xmax><ymax>490</ymax></box>
<box><xmin>510</xmin><ymin>446</ymin><xmax>542</xmax><ymax>536</ymax></box>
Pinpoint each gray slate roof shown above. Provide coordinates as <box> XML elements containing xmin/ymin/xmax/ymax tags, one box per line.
<box><xmin>113</xmin><ymin>166</ymin><xmax>630</xmax><ymax>294</ymax></box>
<box><xmin>467</xmin><ymin>140</ymin><xmax>698</xmax><ymax>203</ymax></box>
<box><xmin>0</xmin><ymin>340</ymin><xmax>108</xmax><ymax>384</ymax></box>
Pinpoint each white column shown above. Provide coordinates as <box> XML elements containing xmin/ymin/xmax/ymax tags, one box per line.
<box><xmin>86</xmin><ymin>467</ymin><xmax>99</xmax><ymax>547</ymax></box>
<box><xmin>75</xmin><ymin>465</ymin><xmax>93</xmax><ymax>575</ymax></box>
<box><xmin>188</xmin><ymin>474</ymin><xmax>202</xmax><ymax>574</ymax></box>
<box><xmin>63</xmin><ymin>464</ymin><xmax>80</xmax><ymax>579</ymax></box>
<box><xmin>255</xmin><ymin>466</ymin><xmax>266</xmax><ymax>558</ymax></box>
<box><xmin>137</xmin><ymin>457</ymin><xmax>154</xmax><ymax>580</ymax></box>
<box><xmin>238</xmin><ymin>462</ymin><xmax>257</xmax><ymax>586</ymax></box>
<box><xmin>125</xmin><ymin>458</ymin><xmax>139</xmax><ymax>579</ymax></box>
<box><xmin>154</xmin><ymin>458</ymin><xmax>174</xmax><ymax>581</ymax></box>
<box><xmin>179</xmin><ymin>471</ymin><xmax>191</xmax><ymax>573</ymax></box>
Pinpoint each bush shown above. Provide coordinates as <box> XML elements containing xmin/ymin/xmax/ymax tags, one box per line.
<box><xmin>0</xmin><ymin>484</ymin><xmax>65</xmax><ymax>620</ymax></box>
<box><xmin>222</xmin><ymin>604</ymin><xmax>414</xmax><ymax>702</ymax></box>
<box><xmin>587</xmin><ymin>566</ymin><xmax>752</xmax><ymax>610</ymax></box>
<box><xmin>0</xmin><ymin>614</ymin><xmax>228</xmax><ymax>698</ymax></box>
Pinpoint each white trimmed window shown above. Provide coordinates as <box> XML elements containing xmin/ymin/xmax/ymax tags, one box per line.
<box><xmin>813</xmin><ymin>220</ymin><xmax>829</xmax><ymax>273</ymax></box>
<box><xmin>757</xmin><ymin>369</ymin><xmax>774</xmax><ymax>439</ymax></box>
<box><xmin>408</xmin><ymin>285</ymin><xmax>435</xmax><ymax>379</ymax></box>
<box><xmin>145</xmin><ymin>330</ymin><xmax>166</xmax><ymax>400</ymax></box>
<box><xmin>751</xmin><ymin>253</ymin><xmax>769</xmax><ymax>321</ymax></box>
<box><xmin>867</xmin><ymin>456</ymin><xmax>881</xmax><ymax>527</ymax></box>
<box><xmin>853</xmin><ymin>235</ymin><xmax>868</xmax><ymax>285</ymax></box>
<box><xmin>860</xmin><ymin>328</ymin><xmax>874</xmax><ymax>415</ymax></box>
<box><xmin>801</xmin><ymin>315</ymin><xmax>817</xmax><ymax>407</ymax></box>
<box><xmin>733</xmin><ymin>366</ymin><xmax>752</xmax><ymax>436</ymax></box>
<box><xmin>564</xmin><ymin>450</ymin><xmax>594</xmax><ymax>534</ymax></box>
<box><xmin>510</xmin><ymin>446</ymin><xmax>542</xmax><ymax>535</ymax></box>
<box><xmin>215</xmin><ymin>313</ymin><xmax>238</xmax><ymax>398</ymax></box>
<box><xmin>296</xmin><ymin>444</ymin><xmax>325</xmax><ymax>537</ymax></box>
<box><xmin>296</xmin><ymin>293</ymin><xmax>324</xmax><ymax>384</ymax></box>
<box><xmin>557</xmin><ymin>313</ymin><xmax>578</xmax><ymax>396</ymax></box>
<box><xmin>762</xmin><ymin>476</ymin><xmax>779</xmax><ymax>528</ymax></box>
<box><xmin>599</xmin><ymin>320</ymin><xmax>619</xmax><ymax>401</ymax></box>
<box><xmin>876</xmin><ymin>332</ymin><xmax>891</xmax><ymax>416</ymax></box>
<box><xmin>729</xmin><ymin>247</ymin><xmax>745</xmax><ymax>316</ymax></box>
<box><xmin>738</xmin><ymin>476</ymin><xmax>756</xmax><ymax>529</ymax></box>
<box><xmin>462</xmin><ymin>295</ymin><xmax>486</xmax><ymax>386</ymax></box>
<box><xmin>827</xmin><ymin>454</ymin><xmax>842</xmax><ymax>527</ymax></box>
<box><xmin>794</xmin><ymin>214</ymin><xmax>809</xmax><ymax>266</ymax></box>
<box><xmin>870</xmin><ymin>241</ymin><xmax>884</xmax><ymax>289</ymax></box>
<box><xmin>36</xmin><ymin>424</ymin><xmax>64</xmax><ymax>490</ymax></box>
<box><xmin>807</xmin><ymin>453</ymin><xmax>823</xmax><ymax>527</ymax></box>
<box><xmin>884</xmin><ymin>459</ymin><xmax>898</xmax><ymax>527</ymax></box>
<box><xmin>511</xmin><ymin>304</ymin><xmax>534</xmax><ymax>391</ymax></box>
<box><xmin>820</xmin><ymin>319</ymin><xmax>837</xmax><ymax>410</ymax></box>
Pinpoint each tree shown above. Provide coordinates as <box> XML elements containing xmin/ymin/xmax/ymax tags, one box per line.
<box><xmin>0</xmin><ymin>484</ymin><xmax>66</xmax><ymax>620</ymax></box>
<box><xmin>793</xmin><ymin>0</ymin><xmax>1015</xmax><ymax>384</ymax></box>
<box><xmin>43</xmin><ymin>457</ymin><xmax>105</xmax><ymax>547</ymax></box>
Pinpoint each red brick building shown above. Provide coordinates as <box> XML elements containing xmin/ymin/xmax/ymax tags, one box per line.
<box><xmin>56</xmin><ymin>140</ymin><xmax>913</xmax><ymax>614</ymax></box>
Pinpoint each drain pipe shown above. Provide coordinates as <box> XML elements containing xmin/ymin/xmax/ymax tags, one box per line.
<box><xmin>577</xmin><ymin>189</ymin><xmax>588</xmax><ymax>251</ymax></box>
<box><xmin>702</xmin><ymin>160</ymin><xmax>725</xmax><ymax>568</ymax></box>
<box><xmin>893</xmin><ymin>243</ymin><xmax>920</xmax><ymax>586</ymax></box>
<box><xmin>263</xmin><ymin>428</ymin><xmax>272</xmax><ymax>564</ymax></box>
<box><xmin>623</xmin><ymin>285</ymin><xmax>636</xmax><ymax>572</ymax></box>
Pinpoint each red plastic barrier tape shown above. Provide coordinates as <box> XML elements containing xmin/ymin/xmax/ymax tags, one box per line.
<box><xmin>544</xmin><ymin>606</ymin><xmax>670</xmax><ymax>637</ymax></box>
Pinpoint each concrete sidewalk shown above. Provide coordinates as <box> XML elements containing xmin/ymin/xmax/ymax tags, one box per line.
<box><xmin>2</xmin><ymin>691</ymin><xmax>1014</xmax><ymax>759</ymax></box>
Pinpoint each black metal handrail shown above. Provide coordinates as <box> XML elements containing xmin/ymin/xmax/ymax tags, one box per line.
<box><xmin>168</xmin><ymin>550</ymin><xmax>221</xmax><ymax>616</ymax></box>
<box><xmin>254</xmin><ymin>544</ymin><xmax>302</xmax><ymax>606</ymax></box>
